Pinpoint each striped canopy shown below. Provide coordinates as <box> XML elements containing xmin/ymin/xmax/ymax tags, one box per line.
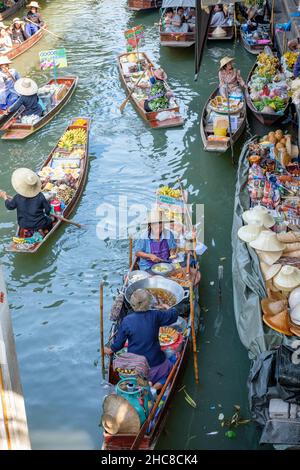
<box><xmin>162</xmin><ymin>0</ymin><xmax>196</xmax><ymax>7</ymax></box>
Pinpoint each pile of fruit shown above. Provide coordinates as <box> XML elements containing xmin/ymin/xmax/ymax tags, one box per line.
<box><xmin>58</xmin><ymin>128</ymin><xmax>87</xmax><ymax>151</ymax></box>
<box><xmin>283</xmin><ymin>51</ymin><xmax>299</xmax><ymax>71</ymax></box>
<box><xmin>72</xmin><ymin>118</ymin><xmax>87</xmax><ymax>127</ymax></box>
<box><xmin>259</xmin><ymin>129</ymin><xmax>293</xmax><ymax>167</ymax></box>
<box><xmin>158</xmin><ymin>186</ymin><xmax>182</xmax><ymax>199</ymax></box>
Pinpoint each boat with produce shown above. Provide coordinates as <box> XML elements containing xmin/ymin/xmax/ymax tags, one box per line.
<box><xmin>0</xmin><ymin>0</ymin><xmax>24</xmax><ymax>21</ymax></box>
<box><xmin>127</xmin><ymin>0</ymin><xmax>162</xmax><ymax>10</ymax></box>
<box><xmin>240</xmin><ymin>25</ymin><xmax>272</xmax><ymax>55</ymax></box>
<box><xmin>0</xmin><ymin>76</ymin><xmax>78</xmax><ymax>140</ymax></box>
<box><xmin>6</xmin><ymin>117</ymin><xmax>90</xmax><ymax>254</ymax></box>
<box><xmin>200</xmin><ymin>89</ymin><xmax>246</xmax><ymax>153</ymax></box>
<box><xmin>245</xmin><ymin>50</ymin><xmax>290</xmax><ymax>126</ymax></box>
<box><xmin>159</xmin><ymin>0</ymin><xmax>195</xmax><ymax>48</ymax></box>
<box><xmin>101</xmin><ymin>185</ymin><xmax>202</xmax><ymax>450</ymax></box>
<box><xmin>118</xmin><ymin>52</ymin><xmax>184</xmax><ymax>129</ymax></box>
<box><xmin>2</xmin><ymin>25</ymin><xmax>47</xmax><ymax>61</ymax></box>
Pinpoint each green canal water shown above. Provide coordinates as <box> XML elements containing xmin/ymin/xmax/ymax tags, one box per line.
<box><xmin>0</xmin><ymin>0</ymin><xmax>270</xmax><ymax>449</ymax></box>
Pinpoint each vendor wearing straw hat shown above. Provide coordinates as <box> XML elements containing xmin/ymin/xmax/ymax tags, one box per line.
<box><xmin>0</xmin><ymin>168</ymin><xmax>53</xmax><ymax>235</ymax></box>
<box><xmin>10</xmin><ymin>17</ymin><xmax>28</xmax><ymax>44</ymax></box>
<box><xmin>135</xmin><ymin>208</ymin><xmax>177</xmax><ymax>271</ymax></box>
<box><xmin>104</xmin><ymin>289</ymin><xmax>178</xmax><ymax>392</ymax></box>
<box><xmin>5</xmin><ymin>77</ymin><xmax>43</xmax><ymax>117</ymax></box>
<box><xmin>24</xmin><ymin>2</ymin><xmax>44</xmax><ymax>37</ymax></box>
<box><xmin>218</xmin><ymin>57</ymin><xmax>246</xmax><ymax>98</ymax></box>
<box><xmin>0</xmin><ymin>55</ymin><xmax>20</xmax><ymax>110</ymax></box>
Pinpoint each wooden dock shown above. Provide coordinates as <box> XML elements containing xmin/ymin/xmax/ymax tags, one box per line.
<box><xmin>0</xmin><ymin>266</ymin><xmax>31</xmax><ymax>450</ymax></box>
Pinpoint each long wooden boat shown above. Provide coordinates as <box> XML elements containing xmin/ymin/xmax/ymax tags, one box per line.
<box><xmin>245</xmin><ymin>63</ymin><xmax>290</xmax><ymax>126</ymax></box>
<box><xmin>101</xmin><ymin>188</ymin><xmax>201</xmax><ymax>450</ymax></box>
<box><xmin>127</xmin><ymin>0</ymin><xmax>162</xmax><ymax>10</ymax></box>
<box><xmin>0</xmin><ymin>0</ymin><xmax>24</xmax><ymax>21</ymax></box>
<box><xmin>207</xmin><ymin>25</ymin><xmax>234</xmax><ymax>41</ymax></box>
<box><xmin>240</xmin><ymin>30</ymin><xmax>272</xmax><ymax>55</ymax></box>
<box><xmin>2</xmin><ymin>25</ymin><xmax>46</xmax><ymax>61</ymax></box>
<box><xmin>118</xmin><ymin>52</ymin><xmax>184</xmax><ymax>129</ymax></box>
<box><xmin>159</xmin><ymin>25</ymin><xmax>195</xmax><ymax>48</ymax></box>
<box><xmin>0</xmin><ymin>76</ymin><xmax>78</xmax><ymax>140</ymax></box>
<box><xmin>6</xmin><ymin>117</ymin><xmax>90</xmax><ymax>254</ymax></box>
<box><xmin>200</xmin><ymin>88</ymin><xmax>246</xmax><ymax>153</ymax></box>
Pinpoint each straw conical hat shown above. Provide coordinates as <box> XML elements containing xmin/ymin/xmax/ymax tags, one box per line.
<box><xmin>289</xmin><ymin>286</ymin><xmax>300</xmax><ymax>310</ymax></box>
<box><xmin>263</xmin><ymin>310</ymin><xmax>292</xmax><ymax>336</ymax></box>
<box><xmin>274</xmin><ymin>265</ymin><xmax>300</xmax><ymax>291</ymax></box>
<box><xmin>11</xmin><ymin>168</ymin><xmax>41</xmax><ymax>198</ymax></box>
<box><xmin>238</xmin><ymin>223</ymin><xmax>263</xmax><ymax>243</ymax></box>
<box><xmin>250</xmin><ymin>230</ymin><xmax>285</xmax><ymax>252</ymax></box>
<box><xmin>243</xmin><ymin>207</ymin><xmax>275</xmax><ymax>229</ymax></box>
<box><xmin>291</xmin><ymin>145</ymin><xmax>299</xmax><ymax>159</ymax></box>
<box><xmin>14</xmin><ymin>78</ymin><xmax>38</xmax><ymax>96</ymax></box>
<box><xmin>215</xmin><ymin>28</ymin><xmax>228</xmax><ymax>40</ymax></box>
<box><xmin>0</xmin><ymin>56</ymin><xmax>12</xmax><ymax>66</ymax></box>
<box><xmin>13</xmin><ymin>17</ymin><xmax>24</xmax><ymax>24</ymax></box>
<box><xmin>289</xmin><ymin>318</ymin><xmax>300</xmax><ymax>337</ymax></box>
<box><xmin>256</xmin><ymin>250</ymin><xmax>282</xmax><ymax>266</ymax></box>
<box><xmin>27</xmin><ymin>1</ymin><xmax>41</xmax><ymax>9</ymax></box>
<box><xmin>290</xmin><ymin>304</ymin><xmax>300</xmax><ymax>326</ymax></box>
<box><xmin>102</xmin><ymin>394</ymin><xmax>140</xmax><ymax>435</ymax></box>
<box><xmin>260</xmin><ymin>262</ymin><xmax>281</xmax><ymax>281</ymax></box>
<box><xmin>143</xmin><ymin>208</ymin><xmax>174</xmax><ymax>225</ymax></box>
<box><xmin>261</xmin><ymin>298</ymin><xmax>288</xmax><ymax>316</ymax></box>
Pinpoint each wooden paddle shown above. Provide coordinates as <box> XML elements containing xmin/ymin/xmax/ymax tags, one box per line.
<box><xmin>226</xmin><ymin>85</ymin><xmax>235</xmax><ymax>165</ymax></box>
<box><xmin>26</xmin><ymin>18</ymin><xmax>63</xmax><ymax>40</ymax></box>
<box><xmin>1</xmin><ymin>105</ymin><xmax>25</xmax><ymax>130</ymax></box>
<box><xmin>52</xmin><ymin>214</ymin><xmax>82</xmax><ymax>229</ymax></box>
<box><xmin>130</xmin><ymin>354</ymin><xmax>181</xmax><ymax>450</ymax></box>
<box><xmin>119</xmin><ymin>70</ymin><xmax>146</xmax><ymax>113</ymax></box>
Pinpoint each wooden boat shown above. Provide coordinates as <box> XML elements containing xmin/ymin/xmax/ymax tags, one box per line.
<box><xmin>200</xmin><ymin>88</ymin><xmax>246</xmax><ymax>153</ymax></box>
<box><xmin>245</xmin><ymin>63</ymin><xmax>290</xmax><ymax>126</ymax></box>
<box><xmin>159</xmin><ymin>25</ymin><xmax>195</xmax><ymax>48</ymax></box>
<box><xmin>240</xmin><ymin>30</ymin><xmax>272</xmax><ymax>55</ymax></box>
<box><xmin>1</xmin><ymin>25</ymin><xmax>46</xmax><ymax>61</ymax></box>
<box><xmin>127</xmin><ymin>0</ymin><xmax>162</xmax><ymax>11</ymax></box>
<box><xmin>6</xmin><ymin>117</ymin><xmax>90</xmax><ymax>254</ymax></box>
<box><xmin>207</xmin><ymin>25</ymin><xmax>234</xmax><ymax>41</ymax></box>
<box><xmin>0</xmin><ymin>76</ymin><xmax>78</xmax><ymax>140</ymax></box>
<box><xmin>101</xmin><ymin>187</ymin><xmax>201</xmax><ymax>450</ymax></box>
<box><xmin>118</xmin><ymin>52</ymin><xmax>184</xmax><ymax>129</ymax></box>
<box><xmin>0</xmin><ymin>0</ymin><xmax>24</xmax><ymax>21</ymax></box>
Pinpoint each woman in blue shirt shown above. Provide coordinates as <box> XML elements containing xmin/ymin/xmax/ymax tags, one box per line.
<box><xmin>135</xmin><ymin>209</ymin><xmax>177</xmax><ymax>271</ymax></box>
<box><xmin>5</xmin><ymin>77</ymin><xmax>43</xmax><ymax>117</ymax></box>
<box><xmin>104</xmin><ymin>289</ymin><xmax>178</xmax><ymax>391</ymax></box>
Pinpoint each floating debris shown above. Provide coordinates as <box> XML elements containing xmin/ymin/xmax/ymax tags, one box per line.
<box><xmin>206</xmin><ymin>431</ymin><xmax>219</xmax><ymax>436</ymax></box>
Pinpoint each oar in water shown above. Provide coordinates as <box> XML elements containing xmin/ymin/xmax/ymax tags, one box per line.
<box><xmin>52</xmin><ymin>213</ymin><xmax>82</xmax><ymax>229</ymax></box>
<box><xmin>119</xmin><ymin>71</ymin><xmax>146</xmax><ymax>113</ymax></box>
<box><xmin>26</xmin><ymin>18</ymin><xmax>64</xmax><ymax>40</ymax></box>
<box><xmin>109</xmin><ymin>256</ymin><xmax>137</xmax><ymax>322</ymax></box>
<box><xmin>226</xmin><ymin>85</ymin><xmax>235</xmax><ymax>165</ymax></box>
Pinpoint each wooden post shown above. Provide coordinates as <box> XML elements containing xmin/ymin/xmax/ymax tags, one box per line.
<box><xmin>189</xmin><ymin>284</ymin><xmax>199</xmax><ymax>384</ymax></box>
<box><xmin>129</xmin><ymin>237</ymin><xmax>133</xmax><ymax>268</ymax></box>
<box><xmin>226</xmin><ymin>84</ymin><xmax>235</xmax><ymax>166</ymax></box>
<box><xmin>100</xmin><ymin>282</ymin><xmax>105</xmax><ymax>370</ymax></box>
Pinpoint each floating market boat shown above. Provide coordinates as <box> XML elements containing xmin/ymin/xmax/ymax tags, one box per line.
<box><xmin>159</xmin><ymin>0</ymin><xmax>195</xmax><ymax>48</ymax></box>
<box><xmin>240</xmin><ymin>28</ymin><xmax>272</xmax><ymax>55</ymax></box>
<box><xmin>207</xmin><ymin>25</ymin><xmax>234</xmax><ymax>41</ymax></box>
<box><xmin>118</xmin><ymin>52</ymin><xmax>184</xmax><ymax>129</ymax></box>
<box><xmin>101</xmin><ymin>186</ymin><xmax>201</xmax><ymax>450</ymax></box>
<box><xmin>245</xmin><ymin>52</ymin><xmax>290</xmax><ymax>126</ymax></box>
<box><xmin>0</xmin><ymin>0</ymin><xmax>24</xmax><ymax>21</ymax></box>
<box><xmin>2</xmin><ymin>25</ymin><xmax>47</xmax><ymax>61</ymax></box>
<box><xmin>200</xmin><ymin>88</ymin><xmax>246</xmax><ymax>153</ymax></box>
<box><xmin>127</xmin><ymin>0</ymin><xmax>162</xmax><ymax>10</ymax></box>
<box><xmin>0</xmin><ymin>76</ymin><xmax>78</xmax><ymax>140</ymax></box>
<box><xmin>6</xmin><ymin>117</ymin><xmax>90</xmax><ymax>254</ymax></box>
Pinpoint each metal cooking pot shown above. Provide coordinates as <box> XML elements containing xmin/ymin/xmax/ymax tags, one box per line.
<box><xmin>125</xmin><ymin>276</ymin><xmax>189</xmax><ymax>308</ymax></box>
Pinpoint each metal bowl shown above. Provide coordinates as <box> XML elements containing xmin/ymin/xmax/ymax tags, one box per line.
<box><xmin>125</xmin><ymin>276</ymin><xmax>189</xmax><ymax>308</ymax></box>
<box><xmin>127</xmin><ymin>270</ymin><xmax>151</xmax><ymax>285</ymax></box>
<box><xmin>151</xmin><ymin>263</ymin><xmax>173</xmax><ymax>276</ymax></box>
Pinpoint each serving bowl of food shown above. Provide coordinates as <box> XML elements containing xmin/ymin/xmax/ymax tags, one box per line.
<box><xmin>151</xmin><ymin>263</ymin><xmax>173</xmax><ymax>276</ymax></box>
<box><xmin>127</xmin><ymin>270</ymin><xmax>151</xmax><ymax>285</ymax></box>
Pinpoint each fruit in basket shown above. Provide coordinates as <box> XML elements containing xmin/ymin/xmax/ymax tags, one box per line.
<box><xmin>283</xmin><ymin>51</ymin><xmax>299</xmax><ymax>69</ymax></box>
<box><xmin>158</xmin><ymin>186</ymin><xmax>182</xmax><ymax>199</ymax></box>
<box><xmin>58</xmin><ymin>129</ymin><xmax>87</xmax><ymax>150</ymax></box>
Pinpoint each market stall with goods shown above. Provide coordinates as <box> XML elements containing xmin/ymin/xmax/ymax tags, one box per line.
<box><xmin>232</xmin><ymin>130</ymin><xmax>300</xmax><ymax>448</ymax></box>
<box><xmin>241</xmin><ymin>23</ymin><xmax>272</xmax><ymax>55</ymax></box>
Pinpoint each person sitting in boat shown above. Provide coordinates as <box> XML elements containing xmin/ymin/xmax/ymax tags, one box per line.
<box><xmin>23</xmin><ymin>1</ymin><xmax>44</xmax><ymax>37</ymax></box>
<box><xmin>0</xmin><ymin>24</ymin><xmax>12</xmax><ymax>52</ymax></box>
<box><xmin>104</xmin><ymin>289</ymin><xmax>179</xmax><ymax>392</ymax></box>
<box><xmin>218</xmin><ymin>57</ymin><xmax>246</xmax><ymax>99</ymax></box>
<box><xmin>135</xmin><ymin>209</ymin><xmax>177</xmax><ymax>271</ymax></box>
<box><xmin>160</xmin><ymin>7</ymin><xmax>174</xmax><ymax>31</ymax></box>
<box><xmin>170</xmin><ymin>6</ymin><xmax>189</xmax><ymax>33</ymax></box>
<box><xmin>0</xmin><ymin>55</ymin><xmax>20</xmax><ymax>110</ymax></box>
<box><xmin>210</xmin><ymin>4</ymin><xmax>226</xmax><ymax>27</ymax></box>
<box><xmin>0</xmin><ymin>168</ymin><xmax>53</xmax><ymax>236</ymax></box>
<box><xmin>5</xmin><ymin>77</ymin><xmax>44</xmax><ymax>117</ymax></box>
<box><xmin>294</xmin><ymin>54</ymin><xmax>300</xmax><ymax>78</ymax></box>
<box><xmin>186</xmin><ymin>7</ymin><xmax>196</xmax><ymax>32</ymax></box>
<box><xmin>10</xmin><ymin>17</ymin><xmax>28</xmax><ymax>44</ymax></box>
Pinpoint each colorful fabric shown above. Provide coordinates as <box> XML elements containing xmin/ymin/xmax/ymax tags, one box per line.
<box><xmin>135</xmin><ymin>229</ymin><xmax>176</xmax><ymax>271</ymax></box>
<box><xmin>113</xmin><ymin>352</ymin><xmax>150</xmax><ymax>378</ymax></box>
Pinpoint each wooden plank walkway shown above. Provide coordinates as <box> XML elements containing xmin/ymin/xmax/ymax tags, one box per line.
<box><xmin>0</xmin><ymin>266</ymin><xmax>31</xmax><ymax>450</ymax></box>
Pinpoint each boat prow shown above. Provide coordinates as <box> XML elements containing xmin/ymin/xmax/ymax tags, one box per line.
<box><xmin>3</xmin><ymin>25</ymin><xmax>47</xmax><ymax>61</ymax></box>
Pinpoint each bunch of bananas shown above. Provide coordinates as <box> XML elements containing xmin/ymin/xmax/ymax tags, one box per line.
<box><xmin>257</xmin><ymin>53</ymin><xmax>279</xmax><ymax>68</ymax></box>
<box><xmin>158</xmin><ymin>186</ymin><xmax>182</xmax><ymax>199</ymax></box>
<box><xmin>283</xmin><ymin>51</ymin><xmax>299</xmax><ymax>69</ymax></box>
<box><xmin>257</xmin><ymin>64</ymin><xmax>277</xmax><ymax>78</ymax></box>
<box><xmin>73</xmin><ymin>118</ymin><xmax>88</xmax><ymax>126</ymax></box>
<box><xmin>58</xmin><ymin>129</ymin><xmax>87</xmax><ymax>150</ymax></box>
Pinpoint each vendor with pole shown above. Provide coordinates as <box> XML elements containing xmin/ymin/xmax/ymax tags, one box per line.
<box><xmin>218</xmin><ymin>56</ymin><xmax>246</xmax><ymax>98</ymax></box>
<box><xmin>24</xmin><ymin>1</ymin><xmax>44</xmax><ymax>37</ymax></box>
